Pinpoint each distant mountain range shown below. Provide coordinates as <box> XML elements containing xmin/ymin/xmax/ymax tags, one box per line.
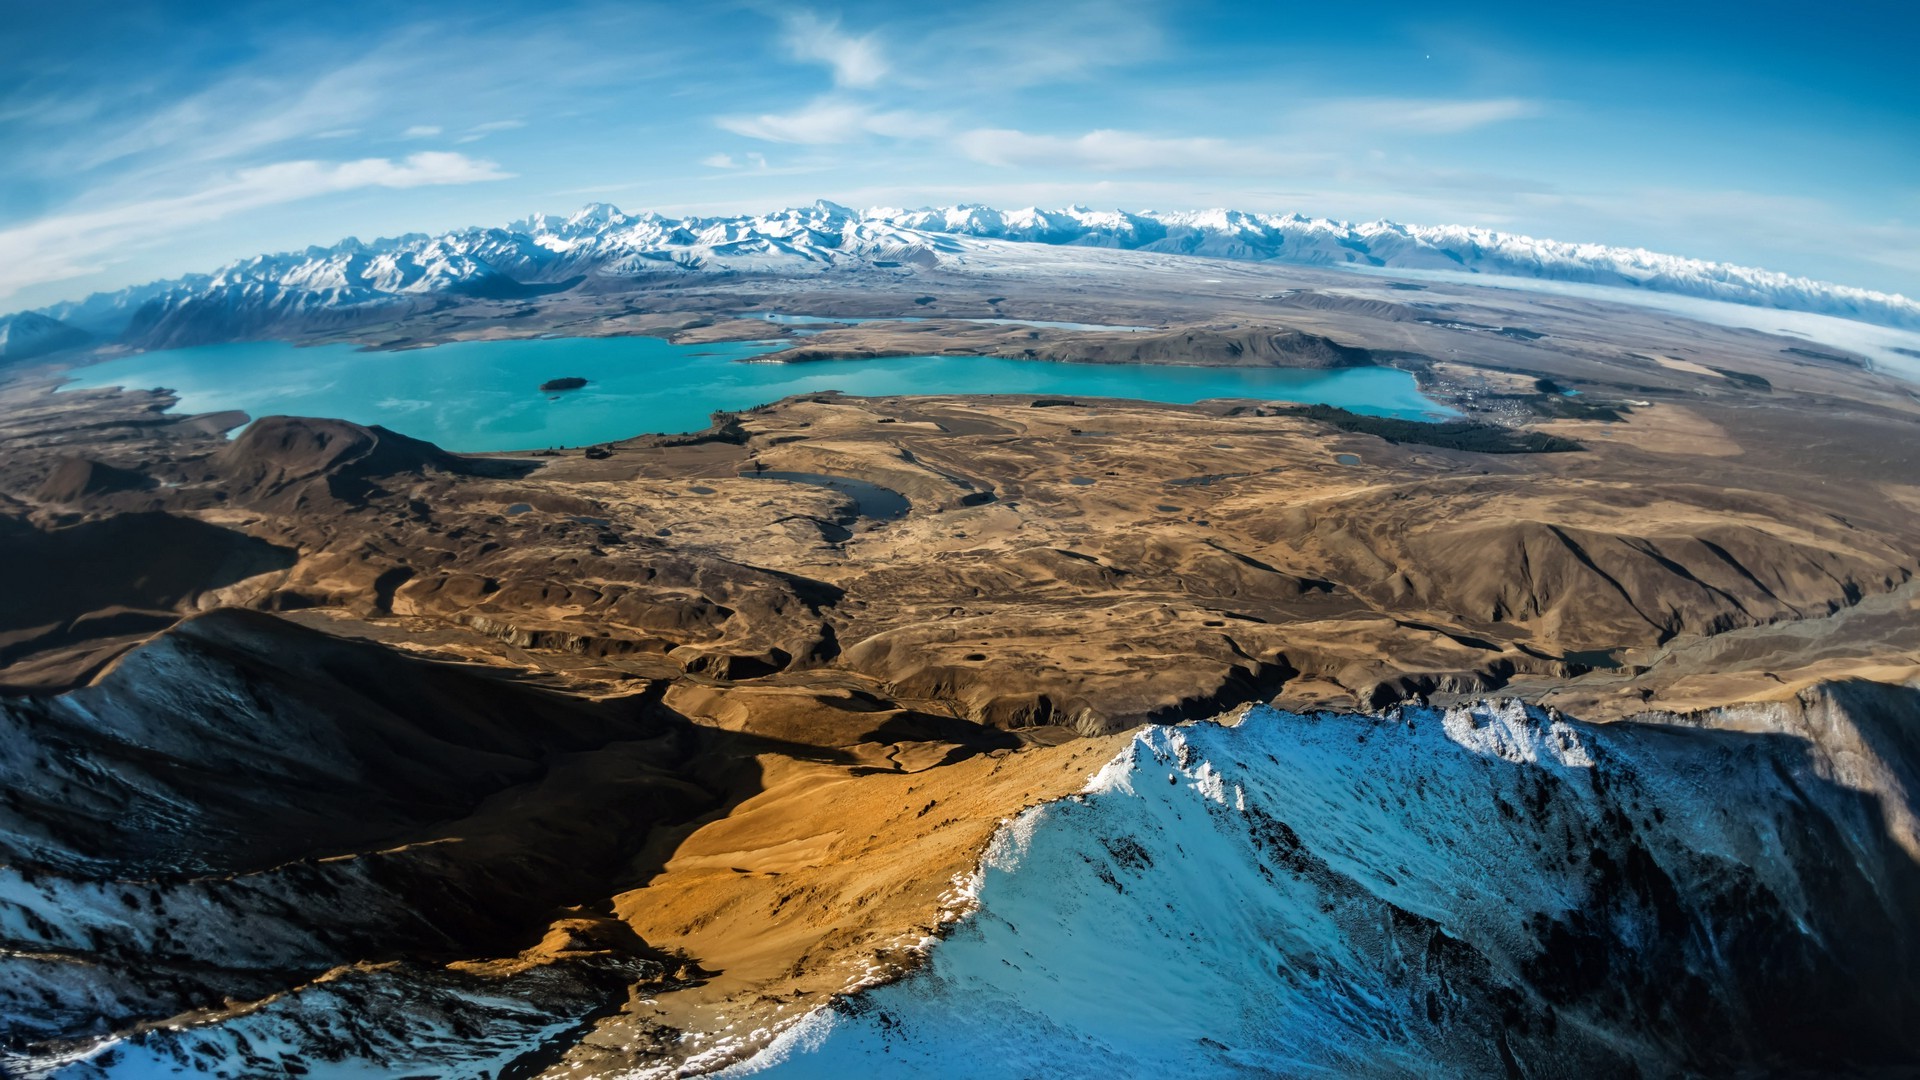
<box><xmin>12</xmin><ymin>201</ymin><xmax>1919</xmax><ymax>355</ymax></box>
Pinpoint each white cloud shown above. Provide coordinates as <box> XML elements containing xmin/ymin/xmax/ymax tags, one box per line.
<box><xmin>403</xmin><ymin>124</ymin><xmax>443</xmax><ymax>138</ymax></box>
<box><xmin>717</xmin><ymin>99</ymin><xmax>938</xmax><ymax>144</ymax></box>
<box><xmin>61</xmin><ymin>57</ymin><xmax>404</xmax><ymax>177</ymax></box>
<box><xmin>0</xmin><ymin>152</ymin><xmax>510</xmax><ymax>300</ymax></box>
<box><xmin>1298</xmin><ymin>97</ymin><xmax>1545</xmax><ymax>135</ymax></box>
<box><xmin>781</xmin><ymin>11</ymin><xmax>889</xmax><ymax>88</ymax></box>
<box><xmin>713</xmin><ymin>151</ymin><xmax>772</xmax><ymax>171</ymax></box>
<box><xmin>456</xmin><ymin>119</ymin><xmax>526</xmax><ymax>143</ymax></box>
<box><xmin>910</xmin><ymin>1</ymin><xmax>1162</xmax><ymax>88</ymax></box>
<box><xmin>955</xmin><ymin>127</ymin><xmax>1331</xmax><ymax>175</ymax></box>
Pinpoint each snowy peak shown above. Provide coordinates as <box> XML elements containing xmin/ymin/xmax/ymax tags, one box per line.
<box><xmin>20</xmin><ymin>201</ymin><xmax>1920</xmax><ymax>345</ymax></box>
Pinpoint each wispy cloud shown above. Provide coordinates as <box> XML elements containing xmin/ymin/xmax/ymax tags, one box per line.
<box><xmin>953</xmin><ymin>128</ymin><xmax>1253</xmax><ymax>172</ymax></box>
<box><xmin>754</xmin><ymin>2</ymin><xmax>1156</xmax><ymax>97</ymax></box>
<box><xmin>55</xmin><ymin>56</ymin><xmax>407</xmax><ymax>179</ymax></box>
<box><xmin>882</xmin><ymin>0</ymin><xmax>1162</xmax><ymax>89</ymax></box>
<box><xmin>780</xmin><ymin>11</ymin><xmax>890</xmax><ymax>88</ymax></box>
<box><xmin>403</xmin><ymin>124</ymin><xmax>443</xmax><ymax>138</ymax></box>
<box><xmin>701</xmin><ymin>152</ymin><xmax>771</xmax><ymax>170</ymax></box>
<box><xmin>1299</xmin><ymin>97</ymin><xmax>1546</xmax><ymax>135</ymax></box>
<box><xmin>0</xmin><ymin>153</ymin><xmax>510</xmax><ymax>300</ymax></box>
<box><xmin>718</xmin><ymin>98</ymin><xmax>939</xmax><ymax>144</ymax></box>
<box><xmin>457</xmin><ymin>119</ymin><xmax>526</xmax><ymax>143</ymax></box>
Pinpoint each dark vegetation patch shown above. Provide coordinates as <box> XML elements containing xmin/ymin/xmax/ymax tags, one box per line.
<box><xmin>1277</xmin><ymin>405</ymin><xmax>1585</xmax><ymax>453</ymax></box>
<box><xmin>1530</xmin><ymin>395</ymin><xmax>1630</xmax><ymax>422</ymax></box>
<box><xmin>1707</xmin><ymin>368</ymin><xmax>1773</xmax><ymax>392</ymax></box>
<box><xmin>1783</xmin><ymin>346</ymin><xmax>1865</xmax><ymax>368</ymax></box>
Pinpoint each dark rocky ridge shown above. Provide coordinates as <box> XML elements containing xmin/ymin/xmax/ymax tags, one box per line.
<box><xmin>770</xmin><ymin>324</ymin><xmax>1383</xmax><ymax>370</ymax></box>
<box><xmin>0</xmin><ymin>610</ymin><xmax>729</xmax><ymax>1064</ymax></box>
<box><xmin>1020</xmin><ymin>326</ymin><xmax>1375</xmax><ymax>368</ymax></box>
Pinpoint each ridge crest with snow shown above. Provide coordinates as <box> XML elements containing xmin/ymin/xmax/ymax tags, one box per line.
<box><xmin>24</xmin><ymin>202</ymin><xmax>1920</xmax><ymax>346</ymax></box>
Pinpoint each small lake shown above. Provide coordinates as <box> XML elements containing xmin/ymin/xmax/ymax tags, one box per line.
<box><xmin>751</xmin><ymin>471</ymin><xmax>911</xmax><ymax>519</ymax></box>
<box><xmin>62</xmin><ymin>335</ymin><xmax>1451</xmax><ymax>453</ymax></box>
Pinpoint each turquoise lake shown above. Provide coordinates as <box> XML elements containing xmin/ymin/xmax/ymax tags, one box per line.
<box><xmin>61</xmin><ymin>335</ymin><xmax>1450</xmax><ymax>453</ymax></box>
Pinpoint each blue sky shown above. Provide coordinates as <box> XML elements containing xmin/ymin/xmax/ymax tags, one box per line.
<box><xmin>2</xmin><ymin>0</ymin><xmax>1916</xmax><ymax>311</ymax></box>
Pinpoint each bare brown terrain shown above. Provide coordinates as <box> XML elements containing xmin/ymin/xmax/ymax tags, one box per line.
<box><xmin>3</xmin><ymin>262</ymin><xmax>1919</xmax><ymax>1075</ymax></box>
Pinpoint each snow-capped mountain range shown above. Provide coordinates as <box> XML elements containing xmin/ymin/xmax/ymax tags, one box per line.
<box><xmin>19</xmin><ymin>201</ymin><xmax>1920</xmax><ymax>351</ymax></box>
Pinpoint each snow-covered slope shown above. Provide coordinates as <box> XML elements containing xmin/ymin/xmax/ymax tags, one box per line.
<box><xmin>737</xmin><ymin>694</ymin><xmax>1920</xmax><ymax>1076</ymax></box>
<box><xmin>21</xmin><ymin>201</ymin><xmax>1920</xmax><ymax>348</ymax></box>
<box><xmin>37</xmin><ymin>277</ymin><xmax>209</xmax><ymax>337</ymax></box>
<box><xmin>0</xmin><ymin>311</ymin><xmax>89</xmax><ymax>362</ymax></box>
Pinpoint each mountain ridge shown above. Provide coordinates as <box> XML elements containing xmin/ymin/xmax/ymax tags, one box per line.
<box><xmin>20</xmin><ymin>200</ymin><xmax>1920</xmax><ymax>348</ymax></box>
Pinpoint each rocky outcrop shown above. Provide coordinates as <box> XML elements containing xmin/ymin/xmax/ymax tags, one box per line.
<box><xmin>1676</xmin><ymin>678</ymin><xmax>1920</xmax><ymax>862</ymax></box>
<box><xmin>32</xmin><ymin>456</ymin><xmax>153</xmax><ymax>503</ymax></box>
<box><xmin>214</xmin><ymin>415</ymin><xmax>475</xmax><ymax>507</ymax></box>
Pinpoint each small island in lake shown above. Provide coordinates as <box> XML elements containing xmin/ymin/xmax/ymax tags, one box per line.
<box><xmin>539</xmin><ymin>376</ymin><xmax>588</xmax><ymax>391</ymax></box>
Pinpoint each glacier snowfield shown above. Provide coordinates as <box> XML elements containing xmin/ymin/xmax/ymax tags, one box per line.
<box><xmin>59</xmin><ymin>335</ymin><xmax>1446</xmax><ymax>453</ymax></box>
